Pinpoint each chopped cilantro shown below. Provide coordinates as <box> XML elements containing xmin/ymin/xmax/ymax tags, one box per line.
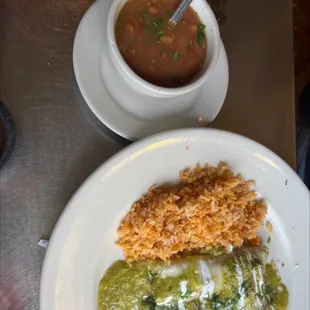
<box><xmin>142</xmin><ymin>16</ymin><xmax>165</xmax><ymax>39</ymax></box>
<box><xmin>210</xmin><ymin>294</ymin><xmax>239</xmax><ymax>309</ymax></box>
<box><xmin>241</xmin><ymin>279</ymin><xmax>250</xmax><ymax>292</ymax></box>
<box><xmin>285</xmin><ymin>179</ymin><xmax>288</xmax><ymax>186</ymax></box>
<box><xmin>179</xmin><ymin>289</ymin><xmax>191</xmax><ymax>299</ymax></box>
<box><xmin>282</xmin><ymin>262</ymin><xmax>285</xmax><ymax>267</ymax></box>
<box><xmin>157</xmin><ymin>1</ymin><xmax>161</xmax><ymax>8</ymax></box>
<box><xmin>145</xmin><ymin>18</ymin><xmax>164</xmax><ymax>39</ymax></box>
<box><xmin>147</xmin><ymin>270</ymin><xmax>158</xmax><ymax>282</ymax></box>
<box><xmin>262</xmin><ymin>283</ymin><xmax>273</xmax><ymax>295</ymax></box>
<box><xmin>166</xmin><ymin>9</ymin><xmax>172</xmax><ymax>16</ymax></box>
<box><xmin>197</xmin><ymin>24</ymin><xmax>206</xmax><ymax>46</ymax></box>
<box><xmin>267</xmin><ymin>236</ymin><xmax>271</xmax><ymax>244</ymax></box>
<box><xmin>172</xmin><ymin>51</ymin><xmax>179</xmax><ymax>61</ymax></box>
<box><xmin>156</xmin><ymin>29</ymin><xmax>164</xmax><ymax>39</ymax></box>
<box><xmin>152</xmin><ymin>18</ymin><xmax>164</xmax><ymax>27</ymax></box>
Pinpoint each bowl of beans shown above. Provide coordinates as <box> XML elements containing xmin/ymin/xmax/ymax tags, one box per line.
<box><xmin>107</xmin><ymin>0</ymin><xmax>221</xmax><ymax>98</ymax></box>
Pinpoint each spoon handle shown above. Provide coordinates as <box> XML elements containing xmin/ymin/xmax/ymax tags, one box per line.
<box><xmin>168</xmin><ymin>0</ymin><xmax>194</xmax><ymax>27</ymax></box>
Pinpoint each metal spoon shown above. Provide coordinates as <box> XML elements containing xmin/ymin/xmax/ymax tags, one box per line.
<box><xmin>168</xmin><ymin>0</ymin><xmax>193</xmax><ymax>27</ymax></box>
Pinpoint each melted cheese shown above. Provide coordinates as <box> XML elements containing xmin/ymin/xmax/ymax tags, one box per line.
<box><xmin>233</xmin><ymin>256</ymin><xmax>245</xmax><ymax>309</ymax></box>
<box><xmin>199</xmin><ymin>260</ymin><xmax>215</xmax><ymax>304</ymax></box>
<box><xmin>159</xmin><ymin>262</ymin><xmax>188</xmax><ymax>278</ymax></box>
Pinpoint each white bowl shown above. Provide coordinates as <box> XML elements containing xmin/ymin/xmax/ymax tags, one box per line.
<box><xmin>107</xmin><ymin>0</ymin><xmax>221</xmax><ymax>98</ymax></box>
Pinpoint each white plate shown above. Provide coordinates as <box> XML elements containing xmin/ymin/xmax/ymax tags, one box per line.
<box><xmin>73</xmin><ymin>0</ymin><xmax>229</xmax><ymax>140</ymax></box>
<box><xmin>40</xmin><ymin>128</ymin><xmax>309</xmax><ymax>310</ymax></box>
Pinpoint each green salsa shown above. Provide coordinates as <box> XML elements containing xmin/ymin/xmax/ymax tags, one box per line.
<box><xmin>98</xmin><ymin>246</ymin><xmax>288</xmax><ymax>310</ymax></box>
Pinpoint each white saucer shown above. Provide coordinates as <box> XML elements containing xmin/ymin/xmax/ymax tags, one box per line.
<box><xmin>73</xmin><ymin>0</ymin><xmax>229</xmax><ymax>140</ymax></box>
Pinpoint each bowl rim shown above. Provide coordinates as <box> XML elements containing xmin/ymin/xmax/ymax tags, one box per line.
<box><xmin>107</xmin><ymin>0</ymin><xmax>221</xmax><ymax>97</ymax></box>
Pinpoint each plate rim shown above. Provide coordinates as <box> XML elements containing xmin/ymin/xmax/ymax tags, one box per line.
<box><xmin>40</xmin><ymin>127</ymin><xmax>310</xmax><ymax>309</ymax></box>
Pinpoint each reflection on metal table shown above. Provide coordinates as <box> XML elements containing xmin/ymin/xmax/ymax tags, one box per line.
<box><xmin>0</xmin><ymin>0</ymin><xmax>295</xmax><ymax>309</ymax></box>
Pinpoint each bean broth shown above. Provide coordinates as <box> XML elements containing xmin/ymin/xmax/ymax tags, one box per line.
<box><xmin>115</xmin><ymin>0</ymin><xmax>207</xmax><ymax>88</ymax></box>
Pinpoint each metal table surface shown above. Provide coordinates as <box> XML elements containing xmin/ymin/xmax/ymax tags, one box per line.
<box><xmin>0</xmin><ymin>0</ymin><xmax>295</xmax><ymax>309</ymax></box>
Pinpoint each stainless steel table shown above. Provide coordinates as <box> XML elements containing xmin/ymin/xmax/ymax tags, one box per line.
<box><xmin>0</xmin><ymin>0</ymin><xmax>295</xmax><ymax>309</ymax></box>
